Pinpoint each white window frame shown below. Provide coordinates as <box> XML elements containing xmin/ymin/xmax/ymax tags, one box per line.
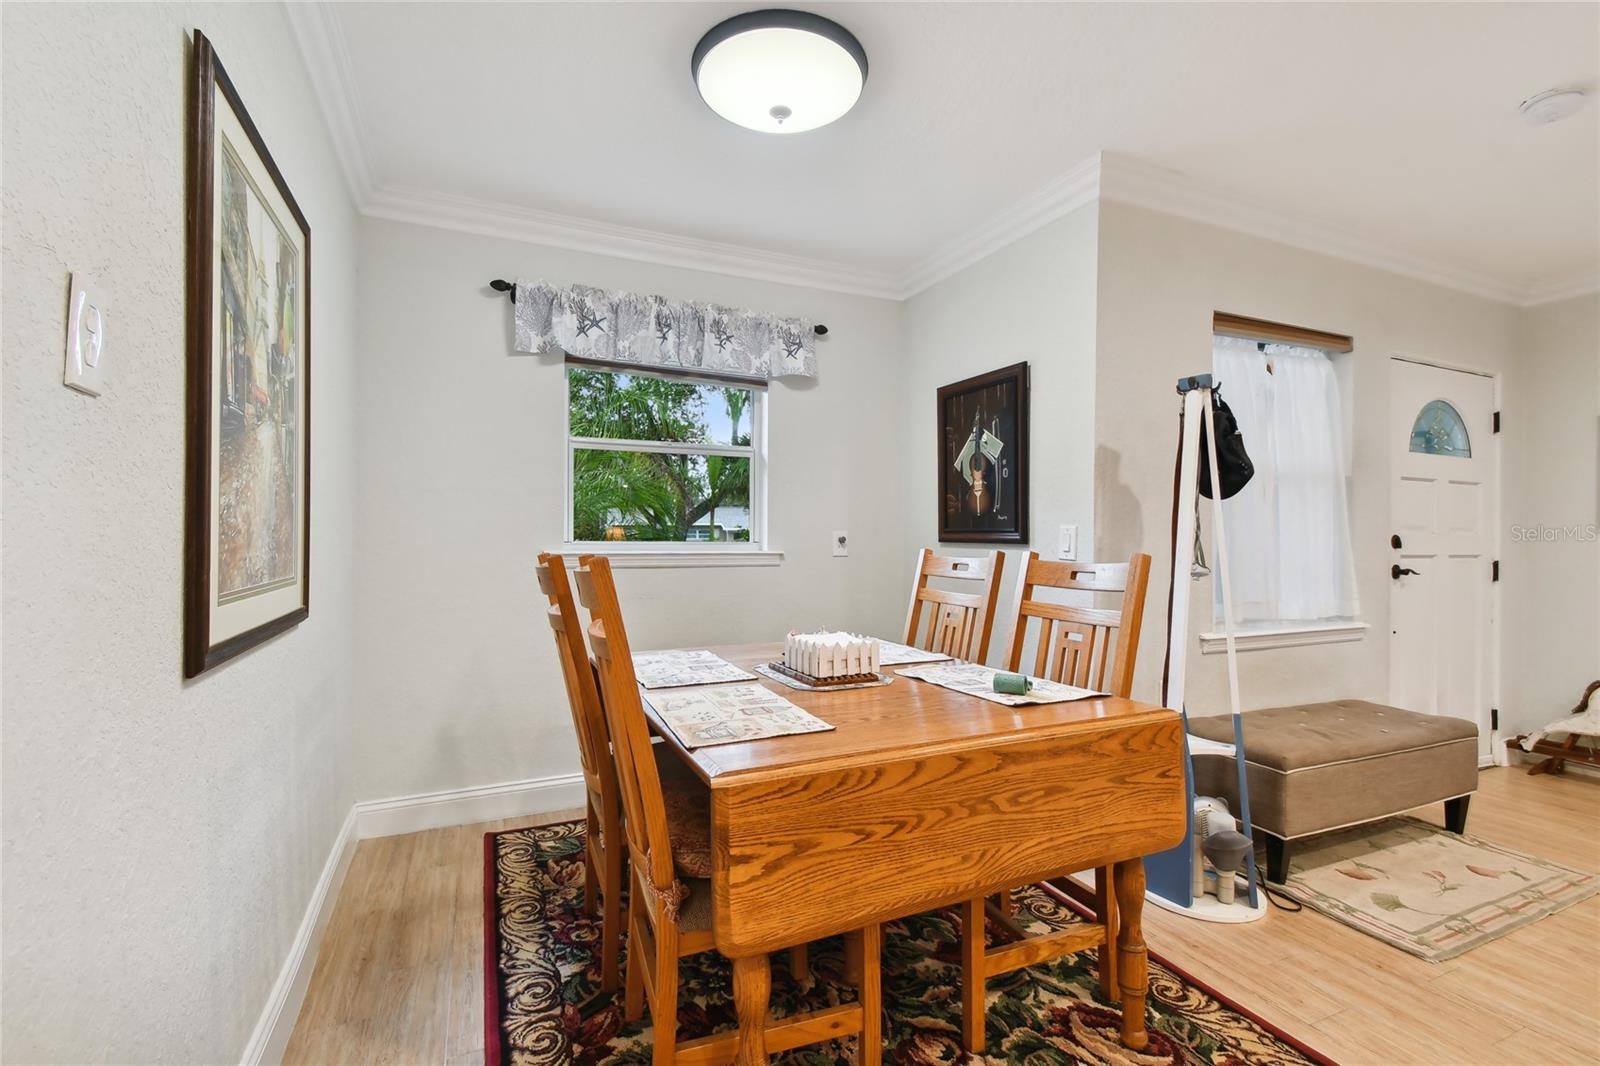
<box><xmin>561</xmin><ymin>364</ymin><xmax>779</xmax><ymax>568</ymax></box>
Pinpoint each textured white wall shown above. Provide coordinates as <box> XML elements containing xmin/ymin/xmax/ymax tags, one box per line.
<box><xmin>351</xmin><ymin>217</ymin><xmax>908</xmax><ymax>801</ymax></box>
<box><xmin>1504</xmin><ymin>294</ymin><xmax>1600</xmax><ymax>736</ymax></box>
<box><xmin>1</xmin><ymin>4</ymin><xmax>358</xmax><ymax>1061</ymax></box>
<box><xmin>1093</xmin><ymin>201</ymin><xmax>1522</xmax><ymax>718</ymax></box>
<box><xmin>899</xmin><ymin>205</ymin><xmax>1101</xmax><ymax>660</ymax></box>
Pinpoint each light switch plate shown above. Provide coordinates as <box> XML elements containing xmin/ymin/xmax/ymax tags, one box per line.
<box><xmin>832</xmin><ymin>530</ymin><xmax>849</xmax><ymax>557</ymax></box>
<box><xmin>64</xmin><ymin>273</ymin><xmax>106</xmax><ymax>396</ymax></box>
<box><xmin>1058</xmin><ymin>524</ymin><xmax>1078</xmax><ymax>561</ymax></box>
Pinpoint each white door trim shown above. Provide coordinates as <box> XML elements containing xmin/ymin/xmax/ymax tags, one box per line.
<box><xmin>1390</xmin><ymin>353</ymin><xmax>1497</xmax><ymax>379</ymax></box>
<box><xmin>1388</xmin><ymin>353</ymin><xmax>1504</xmax><ymax>765</ymax></box>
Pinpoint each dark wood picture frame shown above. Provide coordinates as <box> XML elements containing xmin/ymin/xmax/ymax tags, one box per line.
<box><xmin>184</xmin><ymin>30</ymin><xmax>311</xmax><ymax>678</ymax></box>
<box><xmin>937</xmin><ymin>362</ymin><xmax>1029</xmax><ymax>544</ymax></box>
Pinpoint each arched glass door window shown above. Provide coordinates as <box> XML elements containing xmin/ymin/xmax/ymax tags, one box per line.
<box><xmin>1409</xmin><ymin>399</ymin><xmax>1471</xmax><ymax>457</ymax></box>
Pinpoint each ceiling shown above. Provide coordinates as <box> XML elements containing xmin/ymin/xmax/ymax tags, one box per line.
<box><xmin>294</xmin><ymin>2</ymin><xmax>1599</xmax><ymax>303</ymax></box>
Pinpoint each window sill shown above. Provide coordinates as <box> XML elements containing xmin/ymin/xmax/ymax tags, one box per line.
<box><xmin>550</xmin><ymin>547</ymin><xmax>784</xmax><ymax>569</ymax></box>
<box><xmin>1199</xmin><ymin>621</ymin><xmax>1369</xmax><ymax>654</ymax></box>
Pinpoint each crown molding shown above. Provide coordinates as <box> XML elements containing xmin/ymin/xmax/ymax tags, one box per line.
<box><xmin>363</xmin><ymin>184</ymin><xmax>904</xmax><ymax>299</ymax></box>
<box><xmin>1095</xmin><ymin>153</ymin><xmax>1531</xmax><ymax>306</ymax></box>
<box><xmin>284</xmin><ymin>0</ymin><xmax>376</xmax><ymax>205</ymax></box>
<box><xmin>1520</xmin><ymin>271</ymin><xmax>1600</xmax><ymax>308</ymax></box>
<box><xmin>894</xmin><ymin>156</ymin><xmax>1102</xmax><ymax>299</ymax></box>
<box><xmin>286</xmin><ymin>8</ymin><xmax>1591</xmax><ymax>310</ymax></box>
<box><xmin>283</xmin><ymin>1</ymin><xmax>900</xmax><ymax>299</ymax></box>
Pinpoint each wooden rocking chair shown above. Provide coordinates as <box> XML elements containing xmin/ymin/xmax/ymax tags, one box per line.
<box><xmin>1509</xmin><ymin>680</ymin><xmax>1600</xmax><ymax>775</ymax></box>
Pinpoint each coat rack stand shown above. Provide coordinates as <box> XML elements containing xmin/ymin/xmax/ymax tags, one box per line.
<box><xmin>1145</xmin><ymin>375</ymin><xmax>1267</xmax><ymax>923</ymax></box>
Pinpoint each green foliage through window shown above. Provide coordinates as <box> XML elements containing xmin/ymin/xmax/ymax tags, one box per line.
<box><xmin>568</xmin><ymin>368</ymin><xmax>755</xmax><ymax>543</ymax></box>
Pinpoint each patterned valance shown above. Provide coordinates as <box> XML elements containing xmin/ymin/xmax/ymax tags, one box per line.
<box><xmin>512</xmin><ymin>279</ymin><xmax>816</xmax><ymax>381</ymax></box>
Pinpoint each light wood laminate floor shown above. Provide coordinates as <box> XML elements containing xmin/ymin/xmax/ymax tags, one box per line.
<box><xmin>283</xmin><ymin>768</ymin><xmax>1600</xmax><ymax>1065</ymax></box>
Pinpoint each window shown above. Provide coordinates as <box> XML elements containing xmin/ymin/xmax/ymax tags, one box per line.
<box><xmin>566</xmin><ymin>365</ymin><xmax>764</xmax><ymax>549</ymax></box>
<box><xmin>1210</xmin><ymin>334</ymin><xmax>1360</xmax><ymax>630</ymax></box>
<box><xmin>1409</xmin><ymin>399</ymin><xmax>1471</xmax><ymax>457</ymax></box>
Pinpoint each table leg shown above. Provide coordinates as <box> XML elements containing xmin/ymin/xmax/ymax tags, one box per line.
<box><xmin>961</xmin><ymin>895</ymin><xmax>987</xmax><ymax>1052</ymax></box>
<box><xmin>859</xmin><ymin>922</ymin><xmax>882</xmax><ymax>1066</ymax></box>
<box><xmin>1113</xmin><ymin>857</ymin><xmax>1149</xmax><ymax>1051</ymax></box>
<box><xmin>732</xmin><ymin>953</ymin><xmax>771</xmax><ymax>1065</ymax></box>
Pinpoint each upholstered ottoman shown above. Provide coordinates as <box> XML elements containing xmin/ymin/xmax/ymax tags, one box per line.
<box><xmin>1189</xmin><ymin>700</ymin><xmax>1479</xmax><ymax>883</ymax></box>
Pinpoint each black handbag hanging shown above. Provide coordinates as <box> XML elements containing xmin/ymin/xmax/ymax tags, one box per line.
<box><xmin>1197</xmin><ymin>388</ymin><xmax>1254</xmax><ymax>500</ymax></box>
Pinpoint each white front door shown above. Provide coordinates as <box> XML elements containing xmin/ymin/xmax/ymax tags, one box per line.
<box><xmin>1388</xmin><ymin>358</ymin><xmax>1497</xmax><ymax>761</ymax></box>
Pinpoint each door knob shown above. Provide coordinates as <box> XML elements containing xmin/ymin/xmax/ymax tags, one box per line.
<box><xmin>1391</xmin><ymin>534</ymin><xmax>1403</xmax><ymax>550</ymax></box>
<box><xmin>1391</xmin><ymin>564</ymin><xmax>1421</xmax><ymax>580</ymax></box>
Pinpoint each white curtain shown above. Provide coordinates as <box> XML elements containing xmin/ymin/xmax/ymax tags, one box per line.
<box><xmin>1212</xmin><ymin>336</ymin><xmax>1359</xmax><ymax>625</ymax></box>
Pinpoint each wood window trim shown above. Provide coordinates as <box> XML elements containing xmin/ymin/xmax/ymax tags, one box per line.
<box><xmin>1213</xmin><ymin>312</ymin><xmax>1353</xmax><ymax>354</ymax></box>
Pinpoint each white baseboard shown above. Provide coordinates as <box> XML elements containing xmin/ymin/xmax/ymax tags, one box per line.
<box><xmin>241</xmin><ymin>770</ymin><xmax>585</xmax><ymax>1064</ymax></box>
<box><xmin>354</xmin><ymin>771</ymin><xmax>587</xmax><ymax>839</ymax></box>
<box><xmin>240</xmin><ymin>806</ymin><xmax>359</xmax><ymax>1066</ymax></box>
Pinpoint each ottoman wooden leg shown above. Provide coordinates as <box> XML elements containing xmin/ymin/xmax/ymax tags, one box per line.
<box><xmin>1445</xmin><ymin>795</ymin><xmax>1470</xmax><ymax>834</ymax></box>
<box><xmin>1264</xmin><ymin>835</ymin><xmax>1290</xmax><ymax>884</ymax></box>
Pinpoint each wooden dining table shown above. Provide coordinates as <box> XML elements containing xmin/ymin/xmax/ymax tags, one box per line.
<box><xmin>639</xmin><ymin>642</ymin><xmax>1188</xmax><ymax>1065</ymax></box>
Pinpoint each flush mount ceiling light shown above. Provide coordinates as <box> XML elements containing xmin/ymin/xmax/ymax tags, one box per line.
<box><xmin>691</xmin><ymin>9</ymin><xmax>868</xmax><ymax>134</ymax></box>
<box><xmin>1519</xmin><ymin>88</ymin><xmax>1587</xmax><ymax>125</ymax></box>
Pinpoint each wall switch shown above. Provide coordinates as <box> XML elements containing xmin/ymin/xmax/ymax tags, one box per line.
<box><xmin>1058</xmin><ymin>524</ymin><xmax>1078</xmax><ymax>561</ymax></box>
<box><xmin>832</xmin><ymin>530</ymin><xmax>849</xmax><ymax>557</ymax></box>
<box><xmin>63</xmin><ymin>273</ymin><xmax>106</xmax><ymax>396</ymax></box>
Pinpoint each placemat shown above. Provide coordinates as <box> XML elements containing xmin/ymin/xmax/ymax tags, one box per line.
<box><xmin>631</xmin><ymin>649</ymin><xmax>757</xmax><ymax>689</ymax></box>
<box><xmin>643</xmin><ymin>683</ymin><xmax>834</xmax><ymax>748</ymax></box>
<box><xmin>876</xmin><ymin>639</ymin><xmax>955</xmax><ymax>666</ymax></box>
<box><xmin>897</xmin><ymin>662</ymin><xmax>1103</xmax><ymax>706</ymax></box>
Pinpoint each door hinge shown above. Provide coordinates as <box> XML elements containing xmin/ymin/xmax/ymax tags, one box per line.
<box><xmin>1492</xmin><ymin>560</ymin><xmax>1500</xmax><ymax>582</ymax></box>
<box><xmin>1493</xmin><ymin>411</ymin><xmax>1501</xmax><ymax>433</ymax></box>
<box><xmin>1492</xmin><ymin>708</ymin><xmax>1499</xmax><ymax>730</ymax></box>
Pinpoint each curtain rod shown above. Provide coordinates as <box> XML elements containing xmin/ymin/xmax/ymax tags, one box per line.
<box><xmin>488</xmin><ymin>279</ymin><xmax>829</xmax><ymax>336</ymax></box>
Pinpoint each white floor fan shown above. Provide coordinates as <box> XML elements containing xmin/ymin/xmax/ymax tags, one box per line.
<box><xmin>1144</xmin><ymin>374</ymin><xmax>1267</xmax><ymax>924</ymax></box>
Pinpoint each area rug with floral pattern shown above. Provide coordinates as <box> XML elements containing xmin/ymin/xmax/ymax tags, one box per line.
<box><xmin>485</xmin><ymin>821</ymin><xmax>1335</xmax><ymax>1064</ymax></box>
<box><xmin>1279</xmin><ymin>815</ymin><xmax>1599</xmax><ymax>962</ymax></box>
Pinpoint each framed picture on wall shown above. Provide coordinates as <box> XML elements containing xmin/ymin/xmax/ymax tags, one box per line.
<box><xmin>937</xmin><ymin>362</ymin><xmax>1029</xmax><ymax>543</ymax></box>
<box><xmin>183</xmin><ymin>30</ymin><xmax>311</xmax><ymax>677</ymax></box>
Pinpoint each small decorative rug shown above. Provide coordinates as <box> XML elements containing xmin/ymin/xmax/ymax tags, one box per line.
<box><xmin>1280</xmin><ymin>815</ymin><xmax>1600</xmax><ymax>962</ymax></box>
<box><xmin>485</xmin><ymin>821</ymin><xmax>1334</xmax><ymax>1065</ymax></box>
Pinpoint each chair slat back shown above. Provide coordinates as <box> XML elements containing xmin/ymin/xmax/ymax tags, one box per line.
<box><xmin>571</xmin><ymin>556</ymin><xmax>677</xmax><ymax>893</ymax></box>
<box><xmin>535</xmin><ymin>554</ymin><xmax>611</xmax><ymax>797</ymax></box>
<box><xmin>903</xmin><ymin>548</ymin><xmax>1005</xmax><ymax>663</ymax></box>
<box><xmin>1002</xmin><ymin>553</ymin><xmax>1152</xmax><ymax>698</ymax></box>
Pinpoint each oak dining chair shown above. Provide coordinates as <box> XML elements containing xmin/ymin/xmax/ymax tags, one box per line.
<box><xmin>535</xmin><ymin>551</ymin><xmax>624</xmax><ymax>993</ymax></box>
<box><xmin>902</xmin><ymin>548</ymin><xmax>1005</xmax><ymax>663</ymax></box>
<box><xmin>573</xmin><ymin>555</ymin><xmax>882</xmax><ymax>1065</ymax></box>
<box><xmin>959</xmin><ymin>550</ymin><xmax>1153</xmax><ymax>1052</ymax></box>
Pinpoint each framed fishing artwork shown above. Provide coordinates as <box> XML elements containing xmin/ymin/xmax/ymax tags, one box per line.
<box><xmin>184</xmin><ymin>30</ymin><xmax>311</xmax><ymax>677</ymax></box>
<box><xmin>936</xmin><ymin>362</ymin><xmax>1029</xmax><ymax>544</ymax></box>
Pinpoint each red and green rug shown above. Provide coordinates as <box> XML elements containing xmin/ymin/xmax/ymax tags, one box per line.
<box><xmin>485</xmin><ymin>821</ymin><xmax>1335</xmax><ymax>1064</ymax></box>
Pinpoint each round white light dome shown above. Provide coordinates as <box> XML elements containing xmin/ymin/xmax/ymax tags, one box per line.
<box><xmin>1519</xmin><ymin>88</ymin><xmax>1587</xmax><ymax>126</ymax></box>
<box><xmin>692</xmin><ymin>10</ymin><xmax>868</xmax><ymax>134</ymax></box>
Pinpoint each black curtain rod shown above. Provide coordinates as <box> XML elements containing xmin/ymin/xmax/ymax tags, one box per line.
<box><xmin>489</xmin><ymin>279</ymin><xmax>828</xmax><ymax>336</ymax></box>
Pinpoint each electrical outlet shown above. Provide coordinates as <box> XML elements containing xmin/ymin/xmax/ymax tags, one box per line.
<box><xmin>832</xmin><ymin>530</ymin><xmax>849</xmax><ymax>557</ymax></box>
<box><xmin>1058</xmin><ymin>524</ymin><xmax>1078</xmax><ymax>561</ymax></box>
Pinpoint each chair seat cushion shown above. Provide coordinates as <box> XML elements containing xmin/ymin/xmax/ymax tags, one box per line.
<box><xmin>1190</xmin><ymin>700</ymin><xmax>1479</xmax><ymax>839</ymax></box>
<box><xmin>677</xmin><ymin>877</ymin><xmax>713</xmax><ymax>931</ymax></box>
<box><xmin>655</xmin><ymin>745</ymin><xmax>713</xmax><ymax>879</ymax></box>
